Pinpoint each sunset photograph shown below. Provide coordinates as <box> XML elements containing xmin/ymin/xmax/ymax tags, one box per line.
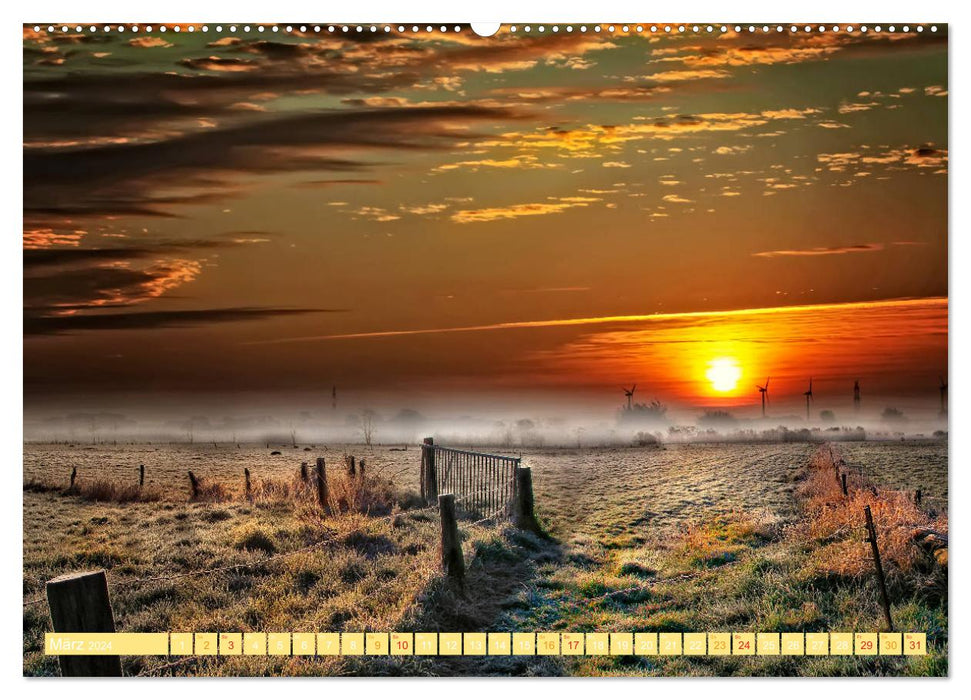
<box><xmin>22</xmin><ymin>19</ymin><xmax>948</xmax><ymax>678</ymax></box>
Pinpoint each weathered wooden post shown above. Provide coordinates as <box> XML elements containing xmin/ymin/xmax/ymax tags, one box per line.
<box><xmin>915</xmin><ymin>489</ymin><xmax>922</xmax><ymax>507</ymax></box>
<box><xmin>300</xmin><ymin>462</ymin><xmax>309</xmax><ymax>484</ymax></box>
<box><xmin>315</xmin><ymin>458</ymin><xmax>330</xmax><ymax>516</ymax></box>
<box><xmin>513</xmin><ymin>467</ymin><xmax>543</xmax><ymax>535</ymax></box>
<box><xmin>438</xmin><ymin>494</ymin><xmax>464</xmax><ymax>585</ymax></box>
<box><xmin>244</xmin><ymin>468</ymin><xmax>252</xmax><ymax>499</ymax></box>
<box><xmin>70</xmin><ymin>466</ymin><xmax>77</xmax><ymax>490</ymax></box>
<box><xmin>188</xmin><ymin>471</ymin><xmax>199</xmax><ymax>499</ymax></box>
<box><xmin>864</xmin><ymin>505</ymin><xmax>894</xmax><ymax>631</ymax></box>
<box><xmin>346</xmin><ymin>455</ymin><xmax>356</xmax><ymax>477</ymax></box>
<box><xmin>423</xmin><ymin>437</ymin><xmax>437</xmax><ymax>506</ymax></box>
<box><xmin>139</xmin><ymin>465</ymin><xmax>144</xmax><ymax>488</ymax></box>
<box><xmin>359</xmin><ymin>459</ymin><xmax>366</xmax><ymax>477</ymax></box>
<box><xmin>46</xmin><ymin>570</ymin><xmax>123</xmax><ymax>677</ymax></box>
<box><xmin>841</xmin><ymin>473</ymin><xmax>848</xmax><ymax>497</ymax></box>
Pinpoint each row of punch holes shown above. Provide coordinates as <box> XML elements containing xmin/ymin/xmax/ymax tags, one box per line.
<box><xmin>34</xmin><ymin>24</ymin><xmax>940</xmax><ymax>35</ymax></box>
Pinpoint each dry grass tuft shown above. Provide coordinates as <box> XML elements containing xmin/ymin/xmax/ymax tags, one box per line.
<box><xmin>668</xmin><ymin>509</ymin><xmax>778</xmax><ymax>570</ymax></box>
<box><xmin>251</xmin><ymin>466</ymin><xmax>401</xmax><ymax>518</ymax></box>
<box><xmin>24</xmin><ymin>477</ymin><xmax>163</xmax><ymax>503</ymax></box>
<box><xmin>793</xmin><ymin>445</ymin><xmax>948</xmax><ymax>582</ymax></box>
<box><xmin>191</xmin><ymin>477</ymin><xmax>230</xmax><ymax>502</ymax></box>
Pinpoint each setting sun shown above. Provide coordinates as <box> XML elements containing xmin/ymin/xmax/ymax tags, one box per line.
<box><xmin>706</xmin><ymin>357</ymin><xmax>742</xmax><ymax>393</ymax></box>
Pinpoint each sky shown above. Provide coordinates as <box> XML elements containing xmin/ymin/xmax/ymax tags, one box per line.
<box><xmin>22</xmin><ymin>24</ymin><xmax>948</xmax><ymax>424</ymax></box>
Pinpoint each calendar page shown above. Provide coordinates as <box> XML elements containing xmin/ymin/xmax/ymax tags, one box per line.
<box><xmin>22</xmin><ymin>20</ymin><xmax>948</xmax><ymax>678</ymax></box>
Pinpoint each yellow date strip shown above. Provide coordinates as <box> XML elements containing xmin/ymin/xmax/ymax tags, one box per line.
<box><xmin>45</xmin><ymin>632</ymin><xmax>927</xmax><ymax>657</ymax></box>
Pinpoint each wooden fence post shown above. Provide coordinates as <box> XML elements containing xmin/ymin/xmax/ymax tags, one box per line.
<box><xmin>188</xmin><ymin>471</ymin><xmax>199</xmax><ymax>499</ymax></box>
<box><xmin>420</xmin><ymin>443</ymin><xmax>427</xmax><ymax>503</ymax></box>
<box><xmin>70</xmin><ymin>466</ymin><xmax>77</xmax><ymax>490</ymax></box>
<box><xmin>244</xmin><ymin>468</ymin><xmax>252</xmax><ymax>499</ymax></box>
<box><xmin>513</xmin><ymin>467</ymin><xmax>543</xmax><ymax>535</ymax></box>
<box><xmin>915</xmin><ymin>489</ymin><xmax>922</xmax><ymax>507</ymax></box>
<box><xmin>300</xmin><ymin>462</ymin><xmax>309</xmax><ymax>484</ymax></box>
<box><xmin>423</xmin><ymin>437</ymin><xmax>437</xmax><ymax>506</ymax></box>
<box><xmin>359</xmin><ymin>459</ymin><xmax>365</xmax><ymax>477</ymax></box>
<box><xmin>46</xmin><ymin>570</ymin><xmax>123</xmax><ymax>677</ymax></box>
<box><xmin>864</xmin><ymin>505</ymin><xmax>894</xmax><ymax>631</ymax></box>
<box><xmin>139</xmin><ymin>465</ymin><xmax>144</xmax><ymax>488</ymax></box>
<box><xmin>438</xmin><ymin>494</ymin><xmax>464</xmax><ymax>585</ymax></box>
<box><xmin>316</xmin><ymin>458</ymin><xmax>330</xmax><ymax>516</ymax></box>
<box><xmin>346</xmin><ymin>455</ymin><xmax>356</xmax><ymax>477</ymax></box>
<box><xmin>841</xmin><ymin>473</ymin><xmax>848</xmax><ymax>497</ymax></box>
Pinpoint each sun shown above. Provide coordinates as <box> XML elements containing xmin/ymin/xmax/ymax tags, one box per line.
<box><xmin>706</xmin><ymin>357</ymin><xmax>742</xmax><ymax>392</ymax></box>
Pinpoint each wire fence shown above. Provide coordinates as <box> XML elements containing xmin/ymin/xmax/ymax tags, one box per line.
<box><xmin>427</xmin><ymin>445</ymin><xmax>520</xmax><ymax>519</ymax></box>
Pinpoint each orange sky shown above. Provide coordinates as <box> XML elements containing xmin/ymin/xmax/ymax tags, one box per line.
<box><xmin>22</xmin><ymin>25</ymin><xmax>948</xmax><ymax>415</ymax></box>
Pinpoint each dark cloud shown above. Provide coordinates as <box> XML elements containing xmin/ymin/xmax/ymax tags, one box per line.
<box><xmin>25</xmin><ymin>307</ymin><xmax>335</xmax><ymax>335</ymax></box>
<box><xmin>24</xmin><ymin>104</ymin><xmax>528</xmax><ymax>230</ymax></box>
<box><xmin>23</xmin><ymin>237</ymin><xmax>268</xmax><ymax>269</ymax></box>
<box><xmin>179</xmin><ymin>55</ymin><xmax>261</xmax><ymax>72</ymax></box>
<box><xmin>24</xmin><ymin>259</ymin><xmax>203</xmax><ymax>310</ymax></box>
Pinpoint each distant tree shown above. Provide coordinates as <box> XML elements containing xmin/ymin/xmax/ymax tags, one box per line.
<box><xmin>819</xmin><ymin>410</ymin><xmax>836</xmax><ymax>423</ymax></box>
<box><xmin>633</xmin><ymin>431</ymin><xmax>661</xmax><ymax>447</ymax></box>
<box><xmin>392</xmin><ymin>408</ymin><xmax>425</xmax><ymax>426</ymax></box>
<box><xmin>360</xmin><ymin>409</ymin><xmax>377</xmax><ymax>447</ymax></box>
<box><xmin>697</xmin><ymin>410</ymin><xmax>738</xmax><ymax>428</ymax></box>
<box><xmin>881</xmin><ymin>407</ymin><xmax>907</xmax><ymax>423</ymax></box>
<box><xmin>516</xmin><ymin>418</ymin><xmax>535</xmax><ymax>432</ymax></box>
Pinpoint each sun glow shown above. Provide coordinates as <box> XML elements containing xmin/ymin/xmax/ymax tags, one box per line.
<box><xmin>706</xmin><ymin>357</ymin><xmax>742</xmax><ymax>392</ymax></box>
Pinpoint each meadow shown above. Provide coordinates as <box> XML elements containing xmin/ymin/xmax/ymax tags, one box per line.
<box><xmin>22</xmin><ymin>440</ymin><xmax>948</xmax><ymax>676</ymax></box>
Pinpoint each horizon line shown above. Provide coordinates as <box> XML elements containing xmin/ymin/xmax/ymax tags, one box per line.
<box><xmin>241</xmin><ymin>295</ymin><xmax>948</xmax><ymax>346</ymax></box>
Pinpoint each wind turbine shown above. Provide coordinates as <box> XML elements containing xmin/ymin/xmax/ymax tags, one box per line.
<box><xmin>803</xmin><ymin>377</ymin><xmax>814</xmax><ymax>421</ymax></box>
<box><xmin>853</xmin><ymin>380</ymin><xmax>861</xmax><ymax>412</ymax></box>
<box><xmin>623</xmin><ymin>385</ymin><xmax>637</xmax><ymax>411</ymax></box>
<box><xmin>757</xmin><ymin>377</ymin><xmax>770</xmax><ymax>418</ymax></box>
<box><xmin>939</xmin><ymin>375</ymin><xmax>947</xmax><ymax>416</ymax></box>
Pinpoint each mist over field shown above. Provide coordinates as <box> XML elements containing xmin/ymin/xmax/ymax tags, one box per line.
<box><xmin>23</xmin><ymin>392</ymin><xmax>948</xmax><ymax>447</ymax></box>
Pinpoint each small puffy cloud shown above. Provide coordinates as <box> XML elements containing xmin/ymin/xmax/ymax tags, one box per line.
<box><xmin>760</xmin><ymin>108</ymin><xmax>821</xmax><ymax>120</ymax></box>
<box><xmin>24</xmin><ymin>228</ymin><xmax>86</xmax><ymax>249</ymax></box>
<box><xmin>662</xmin><ymin>194</ymin><xmax>693</xmax><ymax>203</ymax></box>
<box><xmin>713</xmin><ymin>145</ymin><xmax>752</xmax><ymax>155</ymax></box>
<box><xmin>433</xmin><ymin>155</ymin><xmax>560</xmax><ymax>172</ymax></box>
<box><xmin>838</xmin><ymin>101</ymin><xmax>879</xmax><ymax>114</ymax></box>
<box><xmin>452</xmin><ymin>195</ymin><xmax>599</xmax><ymax>224</ymax></box>
<box><xmin>128</xmin><ymin>37</ymin><xmax>173</xmax><ymax>49</ymax></box>
<box><xmin>602</xmin><ymin>161</ymin><xmax>631</xmax><ymax>168</ymax></box>
<box><xmin>351</xmin><ymin>206</ymin><xmax>400</xmax><ymax>222</ymax></box>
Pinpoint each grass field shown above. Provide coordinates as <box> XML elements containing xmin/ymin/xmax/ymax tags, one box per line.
<box><xmin>22</xmin><ymin>440</ymin><xmax>947</xmax><ymax>676</ymax></box>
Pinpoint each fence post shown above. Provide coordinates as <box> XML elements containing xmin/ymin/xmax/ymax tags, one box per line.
<box><xmin>46</xmin><ymin>570</ymin><xmax>123</xmax><ymax>677</ymax></box>
<box><xmin>864</xmin><ymin>505</ymin><xmax>894</xmax><ymax>631</ymax></box>
<box><xmin>359</xmin><ymin>459</ymin><xmax>366</xmax><ymax>477</ymax></box>
<box><xmin>188</xmin><ymin>471</ymin><xmax>199</xmax><ymax>499</ymax></box>
<box><xmin>139</xmin><ymin>465</ymin><xmax>144</xmax><ymax>488</ymax></box>
<box><xmin>514</xmin><ymin>467</ymin><xmax>543</xmax><ymax>535</ymax></box>
<box><xmin>316</xmin><ymin>458</ymin><xmax>330</xmax><ymax>516</ymax></box>
<box><xmin>300</xmin><ymin>462</ymin><xmax>309</xmax><ymax>484</ymax></box>
<box><xmin>915</xmin><ymin>489</ymin><xmax>922</xmax><ymax>507</ymax></box>
<box><xmin>346</xmin><ymin>455</ymin><xmax>356</xmax><ymax>477</ymax></box>
<box><xmin>841</xmin><ymin>473</ymin><xmax>848</xmax><ymax>497</ymax></box>
<box><xmin>244</xmin><ymin>468</ymin><xmax>252</xmax><ymax>499</ymax></box>
<box><xmin>70</xmin><ymin>466</ymin><xmax>77</xmax><ymax>490</ymax></box>
<box><xmin>438</xmin><ymin>494</ymin><xmax>464</xmax><ymax>585</ymax></box>
<box><xmin>423</xmin><ymin>437</ymin><xmax>437</xmax><ymax>506</ymax></box>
